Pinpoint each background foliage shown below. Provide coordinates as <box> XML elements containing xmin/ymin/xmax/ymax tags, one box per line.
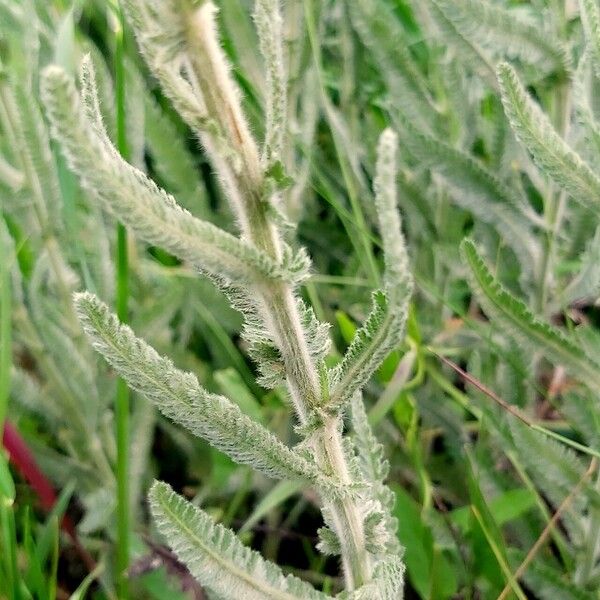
<box><xmin>1</xmin><ymin>0</ymin><xmax>600</xmax><ymax>598</ymax></box>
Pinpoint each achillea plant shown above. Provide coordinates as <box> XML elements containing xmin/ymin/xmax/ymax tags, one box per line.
<box><xmin>41</xmin><ymin>1</ymin><xmax>412</xmax><ymax>597</ymax></box>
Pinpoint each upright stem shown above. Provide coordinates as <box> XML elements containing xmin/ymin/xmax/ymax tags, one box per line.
<box><xmin>254</xmin><ymin>214</ymin><xmax>371</xmax><ymax>589</ymax></box>
<box><xmin>536</xmin><ymin>2</ymin><xmax>571</xmax><ymax>314</ymax></box>
<box><xmin>180</xmin><ymin>2</ymin><xmax>372</xmax><ymax>588</ymax></box>
<box><xmin>113</xmin><ymin>5</ymin><xmax>130</xmax><ymax>597</ymax></box>
<box><xmin>313</xmin><ymin>420</ymin><xmax>372</xmax><ymax>587</ymax></box>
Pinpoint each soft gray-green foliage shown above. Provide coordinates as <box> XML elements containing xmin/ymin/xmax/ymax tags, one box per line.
<box><xmin>460</xmin><ymin>239</ymin><xmax>600</xmax><ymax>390</ymax></box>
<box><xmin>328</xmin><ymin>130</ymin><xmax>412</xmax><ymax>413</ymax></box>
<box><xmin>398</xmin><ymin>116</ymin><xmax>540</xmax><ymax>271</ymax></box>
<box><xmin>74</xmin><ymin>291</ymin><xmax>344</xmax><ymax>493</ymax></box>
<box><xmin>0</xmin><ymin>0</ymin><xmax>162</xmax><ymax>544</ymax></box>
<box><xmin>422</xmin><ymin>0</ymin><xmax>497</xmax><ymax>85</ymax></box>
<box><xmin>430</xmin><ymin>0</ymin><xmax>567</xmax><ymax>71</ymax></box>
<box><xmin>15</xmin><ymin>0</ymin><xmax>600</xmax><ymax>596</ymax></box>
<box><xmin>143</xmin><ymin>93</ymin><xmax>210</xmax><ymax>218</ymax></box>
<box><xmin>42</xmin><ymin>0</ymin><xmax>412</xmax><ymax>597</ymax></box>
<box><xmin>517</xmin><ymin>557</ymin><xmax>598</xmax><ymax>600</ymax></box>
<box><xmin>580</xmin><ymin>0</ymin><xmax>600</xmax><ymax>79</ymax></box>
<box><xmin>509</xmin><ymin>420</ymin><xmax>599</xmax><ymax>512</ymax></box>
<box><xmin>349</xmin><ymin>0</ymin><xmax>436</xmax><ymax>132</ymax></box>
<box><xmin>350</xmin><ymin>395</ymin><xmax>402</xmax><ymax>558</ymax></box>
<box><xmin>149</xmin><ymin>481</ymin><xmax>334</xmax><ymax>600</ymax></box>
<box><xmin>253</xmin><ymin>0</ymin><xmax>287</xmax><ymax>169</ymax></box>
<box><xmin>41</xmin><ymin>59</ymin><xmax>286</xmax><ymax>285</ymax></box>
<box><xmin>453</xmin><ymin>32</ymin><xmax>600</xmax><ymax>582</ymax></box>
<box><xmin>497</xmin><ymin>62</ymin><xmax>600</xmax><ymax>213</ymax></box>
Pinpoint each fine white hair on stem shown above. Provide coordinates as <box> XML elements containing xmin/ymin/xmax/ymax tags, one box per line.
<box><xmin>187</xmin><ymin>2</ymin><xmax>262</xmax><ymax>183</ymax></box>
<box><xmin>45</xmin><ymin>1</ymin><xmax>412</xmax><ymax>596</ymax></box>
<box><xmin>254</xmin><ymin>0</ymin><xmax>288</xmax><ymax>168</ymax></box>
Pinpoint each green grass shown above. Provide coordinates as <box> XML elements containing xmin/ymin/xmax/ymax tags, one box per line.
<box><xmin>113</xmin><ymin>3</ymin><xmax>131</xmax><ymax>597</ymax></box>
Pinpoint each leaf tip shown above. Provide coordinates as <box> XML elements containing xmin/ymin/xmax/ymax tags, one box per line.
<box><xmin>72</xmin><ymin>290</ymin><xmax>97</xmax><ymax>314</ymax></box>
<box><xmin>495</xmin><ymin>61</ymin><xmax>517</xmax><ymax>88</ymax></box>
<box><xmin>459</xmin><ymin>237</ymin><xmax>476</xmax><ymax>260</ymax></box>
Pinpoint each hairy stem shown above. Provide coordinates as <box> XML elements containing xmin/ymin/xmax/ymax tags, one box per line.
<box><xmin>314</xmin><ymin>419</ymin><xmax>371</xmax><ymax>587</ymax></box>
<box><xmin>190</xmin><ymin>41</ymin><xmax>377</xmax><ymax>576</ymax></box>
<box><xmin>133</xmin><ymin>0</ymin><xmax>373</xmax><ymax>588</ymax></box>
<box><xmin>253</xmin><ymin>211</ymin><xmax>371</xmax><ymax>589</ymax></box>
<box><xmin>262</xmin><ymin>284</ymin><xmax>371</xmax><ymax>589</ymax></box>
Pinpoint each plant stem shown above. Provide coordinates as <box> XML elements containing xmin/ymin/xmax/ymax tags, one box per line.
<box><xmin>254</xmin><ymin>223</ymin><xmax>371</xmax><ymax>590</ymax></box>
<box><xmin>113</xmin><ymin>4</ymin><xmax>130</xmax><ymax>597</ymax></box>
<box><xmin>0</xmin><ymin>500</ymin><xmax>21</xmax><ymax>600</ymax></box>
<box><xmin>180</xmin><ymin>2</ymin><xmax>372</xmax><ymax>587</ymax></box>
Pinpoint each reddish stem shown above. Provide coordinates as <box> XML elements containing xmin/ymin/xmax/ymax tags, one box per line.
<box><xmin>2</xmin><ymin>420</ymin><xmax>96</xmax><ymax>572</ymax></box>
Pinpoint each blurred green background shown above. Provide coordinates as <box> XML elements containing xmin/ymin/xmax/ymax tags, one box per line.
<box><xmin>1</xmin><ymin>0</ymin><xmax>600</xmax><ymax>598</ymax></box>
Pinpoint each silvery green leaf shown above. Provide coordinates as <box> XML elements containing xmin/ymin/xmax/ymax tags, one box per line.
<box><xmin>350</xmin><ymin>395</ymin><xmax>401</xmax><ymax>557</ymax></box>
<box><xmin>150</xmin><ymin>481</ymin><xmax>334</xmax><ymax>600</ymax></box>
<box><xmin>74</xmin><ymin>292</ymin><xmax>342</xmax><ymax>492</ymax></box>
<box><xmin>498</xmin><ymin>62</ymin><xmax>600</xmax><ymax>214</ymax></box>
<box><xmin>398</xmin><ymin>116</ymin><xmax>540</xmax><ymax>272</ymax></box>
<box><xmin>41</xmin><ymin>61</ymin><xmax>283</xmax><ymax>284</ymax></box>
<box><xmin>461</xmin><ymin>238</ymin><xmax>600</xmax><ymax>391</ymax></box>
<box><xmin>432</xmin><ymin>0</ymin><xmax>567</xmax><ymax>72</ymax></box>
<box><xmin>328</xmin><ymin>130</ymin><xmax>412</xmax><ymax>413</ymax></box>
<box><xmin>338</xmin><ymin>556</ymin><xmax>405</xmax><ymax>600</ymax></box>
<box><xmin>580</xmin><ymin>0</ymin><xmax>600</xmax><ymax>79</ymax></box>
<box><xmin>253</xmin><ymin>0</ymin><xmax>287</xmax><ymax>168</ymax></box>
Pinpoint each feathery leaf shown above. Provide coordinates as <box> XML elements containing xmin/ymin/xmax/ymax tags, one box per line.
<box><xmin>4</xmin><ymin>81</ymin><xmax>62</xmax><ymax>234</ymax></box>
<box><xmin>150</xmin><ymin>481</ymin><xmax>334</xmax><ymax>600</ymax></box>
<box><xmin>41</xmin><ymin>61</ymin><xmax>284</xmax><ymax>284</ymax></box>
<box><xmin>422</xmin><ymin>0</ymin><xmax>497</xmax><ymax>86</ymax></box>
<box><xmin>254</xmin><ymin>0</ymin><xmax>287</xmax><ymax>168</ymax></box>
<box><xmin>432</xmin><ymin>0</ymin><xmax>567</xmax><ymax>72</ymax></box>
<box><xmin>460</xmin><ymin>238</ymin><xmax>600</xmax><ymax>391</ymax></box>
<box><xmin>580</xmin><ymin>0</ymin><xmax>600</xmax><ymax>79</ymax></box>
<box><xmin>340</xmin><ymin>557</ymin><xmax>405</xmax><ymax>600</ymax></box>
<box><xmin>518</xmin><ymin>555</ymin><xmax>596</xmax><ymax>600</ymax></box>
<box><xmin>398</xmin><ymin>117</ymin><xmax>540</xmax><ymax>270</ymax></box>
<box><xmin>74</xmin><ymin>292</ymin><xmax>341</xmax><ymax>491</ymax></box>
<box><xmin>351</xmin><ymin>395</ymin><xmax>402</xmax><ymax>557</ymax></box>
<box><xmin>509</xmin><ymin>419</ymin><xmax>600</xmax><ymax>512</ymax></box>
<box><xmin>497</xmin><ymin>62</ymin><xmax>600</xmax><ymax>213</ymax></box>
<box><xmin>328</xmin><ymin>130</ymin><xmax>412</xmax><ymax>413</ymax></box>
